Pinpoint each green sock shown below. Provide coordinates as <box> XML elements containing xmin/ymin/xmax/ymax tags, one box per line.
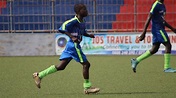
<box><xmin>164</xmin><ymin>53</ymin><xmax>171</xmax><ymax>69</ymax></box>
<box><xmin>136</xmin><ymin>50</ymin><xmax>151</xmax><ymax>62</ymax></box>
<box><xmin>38</xmin><ymin>65</ymin><xmax>57</xmax><ymax>79</ymax></box>
<box><xmin>84</xmin><ymin>79</ymin><xmax>89</xmax><ymax>83</ymax></box>
<box><xmin>83</xmin><ymin>79</ymin><xmax>91</xmax><ymax>89</ymax></box>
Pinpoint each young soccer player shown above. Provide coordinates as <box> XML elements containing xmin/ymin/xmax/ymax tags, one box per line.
<box><xmin>33</xmin><ymin>4</ymin><xmax>100</xmax><ymax>94</ymax></box>
<box><xmin>131</xmin><ymin>0</ymin><xmax>176</xmax><ymax>73</ymax></box>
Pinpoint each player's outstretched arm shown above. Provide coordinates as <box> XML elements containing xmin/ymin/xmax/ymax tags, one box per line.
<box><xmin>139</xmin><ymin>13</ymin><xmax>152</xmax><ymax>41</ymax></box>
<box><xmin>83</xmin><ymin>33</ymin><xmax>95</xmax><ymax>38</ymax></box>
<box><xmin>164</xmin><ymin>21</ymin><xmax>176</xmax><ymax>33</ymax></box>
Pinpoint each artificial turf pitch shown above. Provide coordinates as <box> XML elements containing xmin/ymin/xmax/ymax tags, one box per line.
<box><xmin>0</xmin><ymin>55</ymin><xmax>176</xmax><ymax>98</ymax></box>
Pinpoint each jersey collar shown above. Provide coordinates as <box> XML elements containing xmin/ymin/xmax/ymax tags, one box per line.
<box><xmin>74</xmin><ymin>15</ymin><xmax>85</xmax><ymax>23</ymax></box>
<box><xmin>156</xmin><ymin>0</ymin><xmax>163</xmax><ymax>4</ymax></box>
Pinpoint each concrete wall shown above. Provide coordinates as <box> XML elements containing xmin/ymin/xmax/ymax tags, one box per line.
<box><xmin>0</xmin><ymin>33</ymin><xmax>55</xmax><ymax>56</ymax></box>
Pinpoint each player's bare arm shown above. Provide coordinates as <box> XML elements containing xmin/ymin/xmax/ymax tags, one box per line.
<box><xmin>83</xmin><ymin>33</ymin><xmax>95</xmax><ymax>38</ymax></box>
<box><xmin>164</xmin><ymin>21</ymin><xmax>176</xmax><ymax>33</ymax></box>
<box><xmin>139</xmin><ymin>13</ymin><xmax>153</xmax><ymax>41</ymax></box>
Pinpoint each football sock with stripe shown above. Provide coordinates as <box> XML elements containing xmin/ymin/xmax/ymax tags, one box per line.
<box><xmin>164</xmin><ymin>53</ymin><xmax>171</xmax><ymax>69</ymax></box>
<box><xmin>38</xmin><ymin>65</ymin><xmax>57</xmax><ymax>79</ymax></box>
<box><xmin>136</xmin><ymin>50</ymin><xmax>151</xmax><ymax>62</ymax></box>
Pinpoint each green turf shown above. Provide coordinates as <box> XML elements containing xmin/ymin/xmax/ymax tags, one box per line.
<box><xmin>0</xmin><ymin>55</ymin><xmax>176</xmax><ymax>98</ymax></box>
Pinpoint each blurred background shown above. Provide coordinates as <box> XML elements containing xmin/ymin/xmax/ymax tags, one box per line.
<box><xmin>0</xmin><ymin>0</ymin><xmax>175</xmax><ymax>33</ymax></box>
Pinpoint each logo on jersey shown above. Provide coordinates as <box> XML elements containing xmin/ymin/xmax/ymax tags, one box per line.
<box><xmin>159</xmin><ymin>10</ymin><xmax>164</xmax><ymax>13</ymax></box>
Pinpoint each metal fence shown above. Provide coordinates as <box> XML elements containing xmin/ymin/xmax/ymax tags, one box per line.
<box><xmin>0</xmin><ymin>0</ymin><xmax>176</xmax><ymax>33</ymax></box>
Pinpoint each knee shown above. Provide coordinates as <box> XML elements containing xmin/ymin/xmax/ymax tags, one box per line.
<box><xmin>84</xmin><ymin>62</ymin><xmax>90</xmax><ymax>69</ymax></box>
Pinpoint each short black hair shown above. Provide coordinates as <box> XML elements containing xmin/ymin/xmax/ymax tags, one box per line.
<box><xmin>74</xmin><ymin>4</ymin><xmax>85</xmax><ymax>14</ymax></box>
